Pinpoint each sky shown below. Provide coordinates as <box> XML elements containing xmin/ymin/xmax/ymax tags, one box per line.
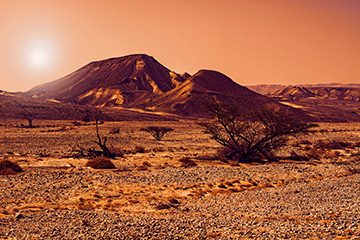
<box><xmin>0</xmin><ymin>0</ymin><xmax>359</xmax><ymax>92</ymax></box>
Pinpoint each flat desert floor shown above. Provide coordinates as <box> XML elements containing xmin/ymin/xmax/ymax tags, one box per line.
<box><xmin>1</xmin><ymin>120</ymin><xmax>360</xmax><ymax>239</ymax></box>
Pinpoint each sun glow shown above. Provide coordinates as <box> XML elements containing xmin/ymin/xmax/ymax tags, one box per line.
<box><xmin>23</xmin><ymin>37</ymin><xmax>59</xmax><ymax>73</ymax></box>
<box><xmin>27</xmin><ymin>48</ymin><xmax>48</xmax><ymax>69</ymax></box>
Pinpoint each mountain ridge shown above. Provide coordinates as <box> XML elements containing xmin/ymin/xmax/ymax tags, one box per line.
<box><xmin>24</xmin><ymin>54</ymin><xmax>306</xmax><ymax>119</ymax></box>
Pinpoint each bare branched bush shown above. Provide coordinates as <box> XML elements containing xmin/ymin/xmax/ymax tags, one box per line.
<box><xmin>15</xmin><ymin>102</ymin><xmax>36</xmax><ymax>128</ymax></box>
<box><xmin>140</xmin><ymin>126</ymin><xmax>174</xmax><ymax>141</ymax></box>
<box><xmin>198</xmin><ymin>101</ymin><xmax>317</xmax><ymax>163</ymax></box>
<box><xmin>92</xmin><ymin>110</ymin><xmax>115</xmax><ymax>158</ymax></box>
<box><xmin>69</xmin><ymin>110</ymin><xmax>121</xmax><ymax>159</ymax></box>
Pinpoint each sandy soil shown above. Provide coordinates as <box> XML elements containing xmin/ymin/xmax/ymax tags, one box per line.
<box><xmin>0</xmin><ymin>120</ymin><xmax>360</xmax><ymax>239</ymax></box>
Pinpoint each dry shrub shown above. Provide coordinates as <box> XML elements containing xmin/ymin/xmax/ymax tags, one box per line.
<box><xmin>142</xmin><ymin>161</ymin><xmax>151</xmax><ymax>167</ymax></box>
<box><xmin>134</xmin><ymin>146</ymin><xmax>146</xmax><ymax>153</ymax></box>
<box><xmin>155</xmin><ymin>203</ymin><xmax>172</xmax><ymax>210</ymax></box>
<box><xmin>0</xmin><ymin>160</ymin><xmax>23</xmax><ymax>175</ymax></box>
<box><xmin>140</xmin><ymin>126</ymin><xmax>174</xmax><ymax>141</ymax></box>
<box><xmin>288</xmin><ymin>151</ymin><xmax>310</xmax><ymax>161</ymax></box>
<box><xmin>305</xmin><ymin>148</ymin><xmax>322</xmax><ymax>160</ymax></box>
<box><xmin>128</xmin><ymin>199</ymin><xmax>140</xmax><ymax>204</ymax></box>
<box><xmin>85</xmin><ymin>157</ymin><xmax>116</xmax><ymax>169</ymax></box>
<box><xmin>206</xmin><ymin>232</ymin><xmax>221</xmax><ymax>238</ymax></box>
<box><xmin>300</xmin><ymin>139</ymin><xmax>313</xmax><ymax>145</ymax></box>
<box><xmin>199</xmin><ymin>101</ymin><xmax>316</xmax><ymax>163</ymax></box>
<box><xmin>324</xmin><ymin>151</ymin><xmax>341</xmax><ymax>159</ymax></box>
<box><xmin>179</xmin><ymin>157</ymin><xmax>197</xmax><ymax>168</ymax></box>
<box><xmin>178</xmin><ymin>146</ymin><xmax>188</xmax><ymax>151</ymax></box>
<box><xmin>155</xmin><ymin>198</ymin><xmax>180</xmax><ymax>210</ymax></box>
<box><xmin>71</xmin><ymin>121</ymin><xmax>82</xmax><ymax>126</ymax></box>
<box><xmin>109</xmin><ymin>128</ymin><xmax>120</xmax><ymax>134</ymax></box>
<box><xmin>168</xmin><ymin>198</ymin><xmax>180</xmax><ymax>205</ymax></box>
<box><xmin>153</xmin><ymin>147</ymin><xmax>165</xmax><ymax>152</ymax></box>
<box><xmin>107</xmin><ymin>145</ymin><xmax>124</xmax><ymax>158</ymax></box>
<box><xmin>137</xmin><ymin>165</ymin><xmax>148</xmax><ymax>171</ymax></box>
<box><xmin>77</xmin><ymin>202</ymin><xmax>94</xmax><ymax>210</ymax></box>
<box><xmin>315</xmin><ymin>140</ymin><xmax>349</xmax><ymax>150</ymax></box>
<box><xmin>154</xmin><ymin>165</ymin><xmax>166</xmax><ymax>170</ymax></box>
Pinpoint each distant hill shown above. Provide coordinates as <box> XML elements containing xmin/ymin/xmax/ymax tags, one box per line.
<box><xmin>7</xmin><ymin>54</ymin><xmax>357</xmax><ymax>122</ymax></box>
<box><xmin>24</xmin><ymin>54</ymin><xmax>306</xmax><ymax>119</ymax></box>
<box><xmin>246</xmin><ymin>84</ymin><xmax>287</xmax><ymax>95</ymax></box>
<box><xmin>0</xmin><ymin>94</ymin><xmax>171</xmax><ymax>122</ymax></box>
<box><xmin>268</xmin><ymin>86</ymin><xmax>360</xmax><ymax>101</ymax></box>
<box><xmin>248</xmin><ymin>83</ymin><xmax>360</xmax><ymax>95</ymax></box>
<box><xmin>266</xmin><ymin>85</ymin><xmax>360</xmax><ymax>122</ymax></box>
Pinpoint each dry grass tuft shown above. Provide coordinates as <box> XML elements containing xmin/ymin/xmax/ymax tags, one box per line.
<box><xmin>315</xmin><ymin>140</ymin><xmax>349</xmax><ymax>150</ymax></box>
<box><xmin>85</xmin><ymin>157</ymin><xmax>116</xmax><ymax>169</ymax></box>
<box><xmin>179</xmin><ymin>157</ymin><xmax>197</xmax><ymax>168</ymax></box>
<box><xmin>0</xmin><ymin>160</ymin><xmax>24</xmax><ymax>175</ymax></box>
<box><xmin>137</xmin><ymin>165</ymin><xmax>149</xmax><ymax>171</ymax></box>
<box><xmin>142</xmin><ymin>161</ymin><xmax>151</xmax><ymax>167</ymax></box>
<box><xmin>289</xmin><ymin>151</ymin><xmax>310</xmax><ymax>161</ymax></box>
<box><xmin>134</xmin><ymin>146</ymin><xmax>146</xmax><ymax>153</ymax></box>
<box><xmin>206</xmin><ymin>232</ymin><xmax>221</xmax><ymax>238</ymax></box>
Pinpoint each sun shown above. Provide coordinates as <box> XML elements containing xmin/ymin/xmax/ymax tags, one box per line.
<box><xmin>23</xmin><ymin>37</ymin><xmax>58</xmax><ymax>73</ymax></box>
<box><xmin>27</xmin><ymin>48</ymin><xmax>49</xmax><ymax>69</ymax></box>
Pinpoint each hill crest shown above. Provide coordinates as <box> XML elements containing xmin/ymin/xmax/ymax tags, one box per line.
<box><xmin>24</xmin><ymin>54</ymin><xmax>306</xmax><ymax>119</ymax></box>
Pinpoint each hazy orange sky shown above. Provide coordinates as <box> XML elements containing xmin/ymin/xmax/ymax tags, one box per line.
<box><xmin>0</xmin><ymin>0</ymin><xmax>359</xmax><ymax>92</ymax></box>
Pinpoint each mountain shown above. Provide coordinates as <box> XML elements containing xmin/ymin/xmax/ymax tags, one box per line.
<box><xmin>143</xmin><ymin>70</ymin><xmax>284</xmax><ymax>117</ymax></box>
<box><xmin>26</xmin><ymin>54</ymin><xmax>188</xmax><ymax>107</ymax></box>
<box><xmin>268</xmin><ymin>86</ymin><xmax>360</xmax><ymax>101</ymax></box>
<box><xmin>0</xmin><ymin>94</ymin><xmax>171</xmax><ymax>122</ymax></box>
<box><xmin>246</xmin><ymin>84</ymin><xmax>287</xmax><ymax>95</ymax></box>
<box><xmin>269</xmin><ymin>86</ymin><xmax>317</xmax><ymax>100</ymax></box>
<box><xmin>25</xmin><ymin>54</ymin><xmax>306</xmax><ymax>119</ymax></box>
<box><xmin>248</xmin><ymin>83</ymin><xmax>360</xmax><ymax>95</ymax></box>
<box><xmin>267</xmin><ymin>86</ymin><xmax>360</xmax><ymax>122</ymax></box>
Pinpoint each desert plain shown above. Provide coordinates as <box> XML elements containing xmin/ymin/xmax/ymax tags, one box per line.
<box><xmin>0</xmin><ymin>119</ymin><xmax>360</xmax><ymax>239</ymax></box>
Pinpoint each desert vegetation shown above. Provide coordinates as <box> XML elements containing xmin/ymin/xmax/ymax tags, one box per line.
<box><xmin>198</xmin><ymin>101</ymin><xmax>317</xmax><ymax>163</ymax></box>
<box><xmin>140</xmin><ymin>126</ymin><xmax>174</xmax><ymax>141</ymax></box>
<box><xmin>85</xmin><ymin>156</ymin><xmax>116</xmax><ymax>169</ymax></box>
<box><xmin>0</xmin><ymin>160</ymin><xmax>23</xmax><ymax>175</ymax></box>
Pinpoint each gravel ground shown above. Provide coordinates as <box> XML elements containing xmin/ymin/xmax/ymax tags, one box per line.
<box><xmin>1</xmin><ymin>121</ymin><xmax>360</xmax><ymax>239</ymax></box>
<box><xmin>1</xmin><ymin>162</ymin><xmax>360</xmax><ymax>239</ymax></box>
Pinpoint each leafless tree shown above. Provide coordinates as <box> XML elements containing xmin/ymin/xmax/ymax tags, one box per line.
<box><xmin>69</xmin><ymin>109</ymin><xmax>117</xmax><ymax>159</ymax></box>
<box><xmin>15</xmin><ymin>102</ymin><xmax>35</xmax><ymax>128</ymax></box>
<box><xmin>198</xmin><ymin>101</ymin><xmax>317</xmax><ymax>163</ymax></box>
<box><xmin>92</xmin><ymin>110</ymin><xmax>115</xmax><ymax>158</ymax></box>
